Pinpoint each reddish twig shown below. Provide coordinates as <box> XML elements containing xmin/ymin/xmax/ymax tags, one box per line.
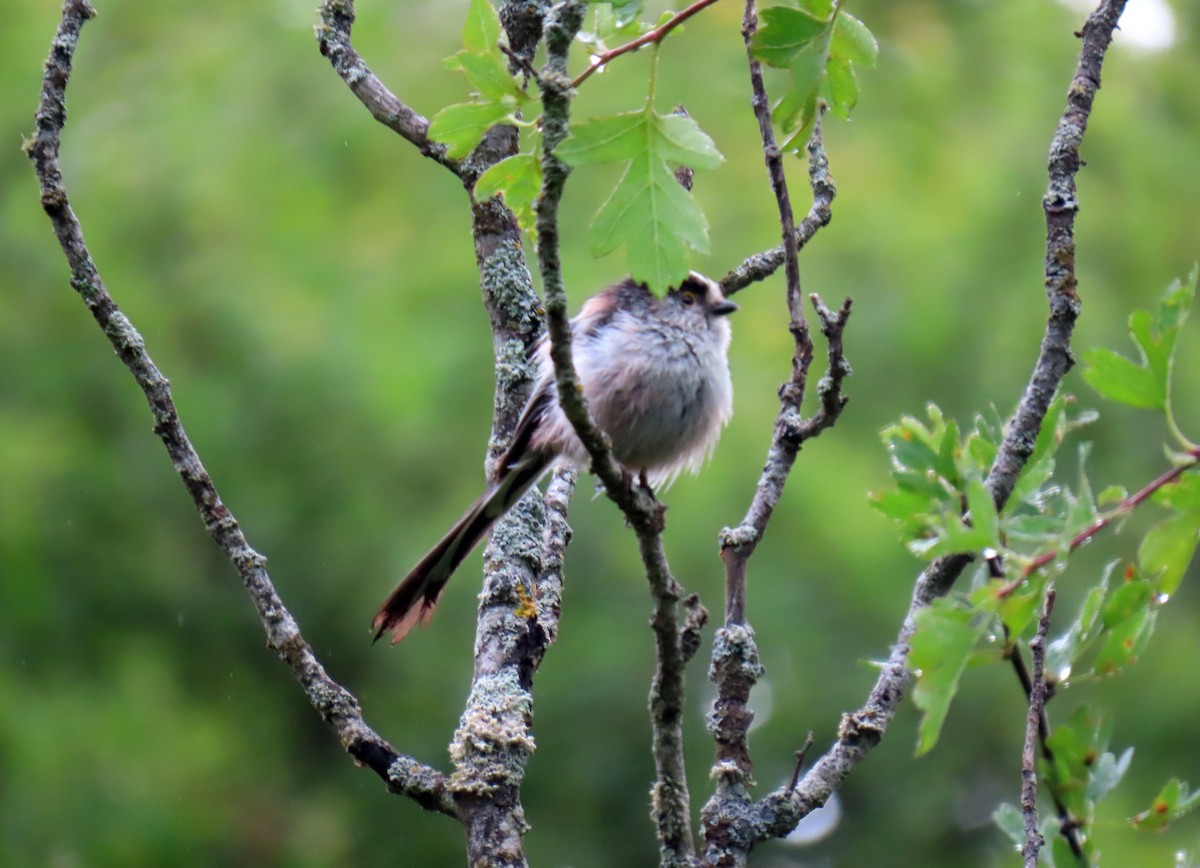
<box><xmin>998</xmin><ymin>448</ymin><xmax>1200</xmax><ymax>597</ymax></box>
<box><xmin>571</xmin><ymin>0</ymin><xmax>724</xmax><ymax>88</ymax></box>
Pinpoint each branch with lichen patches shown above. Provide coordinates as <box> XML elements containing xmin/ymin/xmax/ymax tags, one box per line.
<box><xmin>536</xmin><ymin>2</ymin><xmax>699</xmax><ymax>863</ymax></box>
<box><xmin>29</xmin><ymin>0</ymin><xmax>454</xmax><ymax>818</ymax></box>
<box><xmin>744</xmin><ymin>0</ymin><xmax>1129</xmax><ymax>849</ymax></box>
<box><xmin>699</xmin><ymin>6</ymin><xmax>848</xmax><ymax>862</ymax></box>
<box><xmin>316</xmin><ymin>0</ymin><xmax>460</xmax><ymax>174</ymax></box>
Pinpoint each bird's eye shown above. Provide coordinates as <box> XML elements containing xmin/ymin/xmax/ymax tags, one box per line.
<box><xmin>680</xmin><ymin>290</ymin><xmax>697</xmax><ymax>306</ymax></box>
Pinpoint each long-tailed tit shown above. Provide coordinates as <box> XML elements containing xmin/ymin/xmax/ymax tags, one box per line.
<box><xmin>373</xmin><ymin>272</ymin><xmax>736</xmax><ymax>643</ymax></box>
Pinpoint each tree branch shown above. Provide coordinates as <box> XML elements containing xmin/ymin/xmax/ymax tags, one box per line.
<box><xmin>1021</xmin><ymin>589</ymin><xmax>1056</xmax><ymax>868</ymax></box>
<box><xmin>316</xmin><ymin>0</ymin><xmax>461</xmax><ymax>174</ymax></box>
<box><xmin>746</xmin><ymin>0</ymin><xmax>1129</xmax><ymax>847</ymax></box>
<box><xmin>718</xmin><ymin>132</ymin><xmax>835</xmax><ymax>297</ymax></box>
<box><xmin>537</xmin><ymin>3</ymin><xmax>698</xmax><ymax>863</ymax></box>
<box><xmin>28</xmin><ymin>0</ymin><xmax>454</xmax><ymax>819</ymax></box>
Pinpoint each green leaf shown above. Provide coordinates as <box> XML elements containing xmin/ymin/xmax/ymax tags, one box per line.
<box><xmin>831</xmin><ymin>11</ymin><xmax>878</xmax><ymax>68</ymax></box>
<box><xmin>428</xmin><ymin>101</ymin><xmax>514</xmax><ymax>158</ymax></box>
<box><xmin>910</xmin><ymin>600</ymin><xmax>983</xmax><ymax>755</ymax></box>
<box><xmin>559</xmin><ymin>108</ymin><xmax>723</xmax><ymax>293</ymax></box>
<box><xmin>750</xmin><ymin>6</ymin><xmax>827</xmax><ymax>68</ymax></box>
<box><xmin>655</xmin><ymin>113</ymin><xmax>725</xmax><ymax>169</ymax></box>
<box><xmin>992</xmin><ymin>802</ymin><xmax>1025</xmax><ymax>849</ymax></box>
<box><xmin>1094</xmin><ymin>580</ymin><xmax>1156</xmax><ymax>676</ymax></box>
<box><xmin>1080</xmin><ymin>347</ymin><xmax>1163</xmax><ymax>409</ymax></box>
<box><xmin>1087</xmin><ymin>747</ymin><xmax>1133</xmax><ymax>803</ymax></box>
<box><xmin>474</xmin><ymin>152</ymin><xmax>542</xmax><ymax>231</ymax></box>
<box><xmin>589</xmin><ymin>152</ymin><xmax>708</xmax><ymax>291</ymax></box>
<box><xmin>1082</xmin><ymin>269</ymin><xmax>1197</xmax><ymax>411</ymax></box>
<box><xmin>462</xmin><ymin>0</ymin><xmax>501</xmax><ymax>55</ymax></box>
<box><xmin>1007</xmin><ymin>397</ymin><xmax>1067</xmax><ymax>511</ymax></box>
<box><xmin>773</xmin><ymin>37</ymin><xmax>829</xmax><ymax>138</ymax></box>
<box><xmin>554</xmin><ymin>112</ymin><xmax>646</xmax><ymax>164</ymax></box>
<box><xmin>1131</xmin><ymin>778</ymin><xmax>1200</xmax><ymax>830</ymax></box>
<box><xmin>1044</xmin><ymin>704</ymin><xmax>1112</xmax><ymax>820</ymax></box>
<box><xmin>1153</xmin><ymin>472</ymin><xmax>1200</xmax><ymax>516</ymax></box>
<box><xmin>1139</xmin><ymin>513</ymin><xmax>1200</xmax><ymax>597</ymax></box>
<box><xmin>458</xmin><ymin>51</ymin><xmax>526</xmax><ymax>102</ymax></box>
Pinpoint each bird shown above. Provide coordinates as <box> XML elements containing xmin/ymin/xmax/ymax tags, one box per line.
<box><xmin>373</xmin><ymin>271</ymin><xmax>737</xmax><ymax>643</ymax></box>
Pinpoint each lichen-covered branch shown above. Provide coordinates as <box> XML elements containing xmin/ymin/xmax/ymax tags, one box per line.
<box><xmin>535</xmin><ymin>3</ymin><xmax>698</xmax><ymax>863</ymax></box>
<box><xmin>718</xmin><ymin>133</ymin><xmax>835</xmax><ymax>298</ymax></box>
<box><xmin>698</xmin><ymin>5</ymin><xmax>848</xmax><ymax>863</ymax></box>
<box><xmin>1021</xmin><ymin>590</ymin><xmax>1056</xmax><ymax>868</ymax></box>
<box><xmin>316</xmin><ymin>0</ymin><xmax>460</xmax><ymax>174</ymax></box>
<box><xmin>745</xmin><ymin>0</ymin><xmax>1129</xmax><ymax>849</ymax></box>
<box><xmin>29</xmin><ymin>0</ymin><xmax>453</xmax><ymax>818</ymax></box>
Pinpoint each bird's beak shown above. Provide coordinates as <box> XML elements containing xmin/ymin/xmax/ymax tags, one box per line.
<box><xmin>711</xmin><ymin>299</ymin><xmax>738</xmax><ymax>316</ymax></box>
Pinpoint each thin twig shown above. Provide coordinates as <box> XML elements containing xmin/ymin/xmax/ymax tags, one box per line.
<box><xmin>28</xmin><ymin>0</ymin><xmax>455</xmax><ymax>818</ymax></box>
<box><xmin>745</xmin><ymin>0</ymin><xmax>1129</xmax><ymax>847</ymax></box>
<box><xmin>1007</xmin><ymin>634</ymin><xmax>1084</xmax><ymax>860</ymax></box>
<box><xmin>699</xmin><ymin>6</ymin><xmax>848</xmax><ymax>863</ymax></box>
<box><xmin>719</xmin><ymin>136</ymin><xmax>835</xmax><ymax>297</ymax></box>
<box><xmin>1021</xmin><ymin>589</ymin><xmax>1056</xmax><ymax>867</ymax></box>
<box><xmin>316</xmin><ymin>0</ymin><xmax>460</xmax><ymax>174</ymax></box>
<box><xmin>571</xmin><ymin>0</ymin><xmax>724</xmax><ymax>88</ymax></box>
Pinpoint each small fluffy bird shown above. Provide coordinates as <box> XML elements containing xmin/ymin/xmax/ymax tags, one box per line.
<box><xmin>373</xmin><ymin>272</ymin><xmax>736</xmax><ymax>643</ymax></box>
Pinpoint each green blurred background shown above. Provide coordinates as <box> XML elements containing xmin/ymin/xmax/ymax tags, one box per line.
<box><xmin>3</xmin><ymin>0</ymin><xmax>1199</xmax><ymax>864</ymax></box>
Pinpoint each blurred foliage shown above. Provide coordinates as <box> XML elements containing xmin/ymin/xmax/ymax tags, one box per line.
<box><xmin>2</xmin><ymin>0</ymin><xmax>1199</xmax><ymax>865</ymax></box>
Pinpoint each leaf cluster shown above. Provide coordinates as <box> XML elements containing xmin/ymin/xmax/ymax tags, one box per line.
<box><xmin>749</xmin><ymin>0</ymin><xmax>877</xmax><ymax>149</ymax></box>
<box><xmin>877</xmin><ymin>272</ymin><xmax>1200</xmax><ymax>855</ymax></box>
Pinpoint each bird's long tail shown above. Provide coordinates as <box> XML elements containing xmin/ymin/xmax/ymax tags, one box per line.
<box><xmin>372</xmin><ymin>453</ymin><xmax>551</xmax><ymax>644</ymax></box>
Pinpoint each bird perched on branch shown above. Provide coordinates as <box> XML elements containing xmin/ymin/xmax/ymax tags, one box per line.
<box><xmin>373</xmin><ymin>271</ymin><xmax>737</xmax><ymax>643</ymax></box>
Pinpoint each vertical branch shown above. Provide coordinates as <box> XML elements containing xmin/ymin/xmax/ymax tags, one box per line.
<box><xmin>535</xmin><ymin>2</ymin><xmax>700</xmax><ymax>864</ymax></box>
<box><xmin>746</xmin><ymin>0</ymin><xmax>1131</xmax><ymax>850</ymax></box>
<box><xmin>1021</xmin><ymin>590</ymin><xmax>1056</xmax><ymax>868</ymax></box>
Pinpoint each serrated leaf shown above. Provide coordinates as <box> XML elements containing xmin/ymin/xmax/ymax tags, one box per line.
<box><xmin>750</xmin><ymin>6</ymin><xmax>827</xmax><ymax>68</ymax></box>
<box><xmin>462</xmin><ymin>0</ymin><xmax>501</xmax><ymax>55</ymax></box>
<box><xmin>429</xmin><ymin>101</ymin><xmax>514</xmax><ymax>158</ymax></box>
<box><xmin>1131</xmin><ymin>778</ymin><xmax>1200</xmax><ymax>830</ymax></box>
<box><xmin>831</xmin><ymin>11</ymin><xmax>878</xmax><ymax>68</ymax></box>
<box><xmin>474</xmin><ymin>152</ymin><xmax>542</xmax><ymax>231</ymax></box>
<box><xmin>1100</xmin><ymin>578</ymin><xmax>1153</xmax><ymax>629</ymax></box>
<box><xmin>1094</xmin><ymin>603</ymin><xmax>1155</xmax><ymax>676</ymax></box>
<box><xmin>965</xmin><ymin>476</ymin><xmax>1000</xmax><ymax>549</ymax></box>
<box><xmin>993</xmin><ymin>802</ymin><xmax>1025</xmax><ymax>849</ymax></box>
<box><xmin>1081</xmin><ymin>347</ymin><xmax>1163</xmax><ymax>409</ymax></box>
<box><xmin>1008</xmin><ymin>397</ymin><xmax>1067</xmax><ymax>512</ymax></box>
<box><xmin>555</xmin><ymin>112</ymin><xmax>646</xmax><ymax>164</ymax></box>
<box><xmin>1087</xmin><ymin>747</ymin><xmax>1134</xmax><ymax>803</ymax></box>
<box><xmin>1045</xmin><ymin>565</ymin><xmax>1112</xmax><ymax>681</ymax></box>
<box><xmin>655</xmin><ymin>113</ymin><xmax>724</xmax><ymax>169</ymax></box>
<box><xmin>458</xmin><ymin>51</ymin><xmax>526</xmax><ymax>102</ymax></box>
<box><xmin>1153</xmin><ymin>473</ymin><xmax>1200</xmax><ymax>516</ymax></box>
<box><xmin>1045</xmin><ymin>705</ymin><xmax>1111</xmax><ymax>820</ymax></box>
<box><xmin>1082</xmin><ymin>269</ymin><xmax>1198</xmax><ymax>412</ymax></box>
<box><xmin>589</xmin><ymin>152</ymin><xmax>708</xmax><ymax>291</ymax></box>
<box><xmin>609</xmin><ymin>0</ymin><xmax>645</xmax><ymax>28</ymax></box>
<box><xmin>774</xmin><ymin>37</ymin><xmax>828</xmax><ymax>138</ymax></box>
<box><xmin>560</xmin><ymin>108</ymin><xmax>722</xmax><ymax>293</ymax></box>
<box><xmin>1139</xmin><ymin>513</ymin><xmax>1200</xmax><ymax>596</ymax></box>
<box><xmin>910</xmin><ymin>601</ymin><xmax>983</xmax><ymax>755</ymax></box>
